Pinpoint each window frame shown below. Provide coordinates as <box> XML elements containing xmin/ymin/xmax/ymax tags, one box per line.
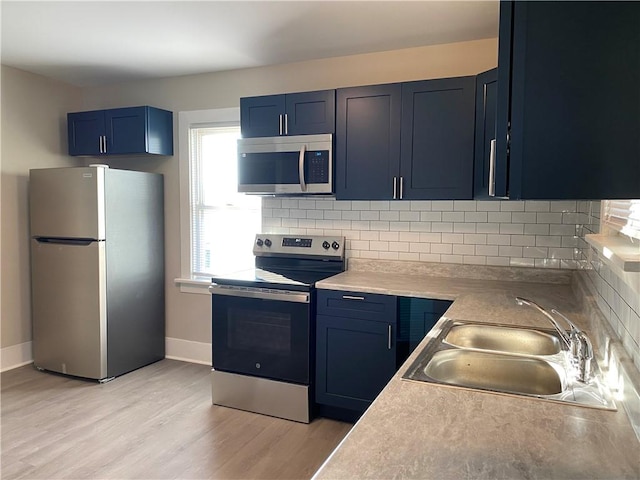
<box><xmin>176</xmin><ymin>107</ymin><xmax>243</xmax><ymax>294</ymax></box>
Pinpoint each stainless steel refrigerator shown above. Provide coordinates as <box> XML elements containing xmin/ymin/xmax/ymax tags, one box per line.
<box><xmin>29</xmin><ymin>166</ymin><xmax>165</xmax><ymax>381</ymax></box>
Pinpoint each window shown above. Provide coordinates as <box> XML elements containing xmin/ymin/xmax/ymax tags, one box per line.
<box><xmin>178</xmin><ymin>108</ymin><xmax>261</xmax><ymax>289</ymax></box>
<box><xmin>602</xmin><ymin>200</ymin><xmax>640</xmax><ymax>241</ymax></box>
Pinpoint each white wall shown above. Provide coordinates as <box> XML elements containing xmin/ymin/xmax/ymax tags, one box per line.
<box><xmin>0</xmin><ymin>66</ymin><xmax>82</xmax><ymax>366</ymax></box>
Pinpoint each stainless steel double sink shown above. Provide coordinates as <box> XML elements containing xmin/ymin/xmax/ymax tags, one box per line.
<box><xmin>402</xmin><ymin>319</ymin><xmax>616</xmax><ymax>410</ymax></box>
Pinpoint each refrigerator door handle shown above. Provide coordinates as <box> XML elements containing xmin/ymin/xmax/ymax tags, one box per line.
<box><xmin>34</xmin><ymin>237</ymin><xmax>96</xmax><ymax>246</ymax></box>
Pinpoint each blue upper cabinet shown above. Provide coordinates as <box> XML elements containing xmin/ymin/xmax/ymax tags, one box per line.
<box><xmin>68</xmin><ymin>106</ymin><xmax>173</xmax><ymax>157</ymax></box>
<box><xmin>497</xmin><ymin>1</ymin><xmax>640</xmax><ymax>199</ymax></box>
<box><xmin>335</xmin><ymin>84</ymin><xmax>402</xmax><ymax>200</ymax></box>
<box><xmin>400</xmin><ymin>77</ymin><xmax>475</xmax><ymax>200</ymax></box>
<box><xmin>240</xmin><ymin>90</ymin><xmax>335</xmax><ymax>138</ymax></box>
<box><xmin>336</xmin><ymin>77</ymin><xmax>475</xmax><ymax>200</ymax></box>
<box><xmin>473</xmin><ymin>68</ymin><xmax>498</xmax><ymax>199</ymax></box>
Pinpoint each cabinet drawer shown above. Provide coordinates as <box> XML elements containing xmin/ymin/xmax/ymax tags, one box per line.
<box><xmin>317</xmin><ymin>290</ymin><xmax>397</xmax><ymax>323</ymax></box>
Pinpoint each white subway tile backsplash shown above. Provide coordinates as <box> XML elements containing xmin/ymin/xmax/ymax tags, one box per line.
<box><xmin>399</xmin><ymin>232</ymin><xmax>421</xmax><ymax>242</ymax></box>
<box><xmin>512</xmin><ymin>212</ymin><xmax>538</xmax><ymax>224</ymax></box>
<box><xmin>410</xmin><ymin>200</ymin><xmax>432</xmax><ymax>211</ymax></box>
<box><xmin>432</xmin><ymin>200</ymin><xmax>454</xmax><ymax>211</ymax></box>
<box><xmin>380</xmin><ymin>231</ymin><xmax>400</xmax><ymax>242</ymax></box>
<box><xmin>453</xmin><ymin>200</ymin><xmax>477</xmax><ymax>211</ymax></box>
<box><xmin>453</xmin><ymin>244</ymin><xmax>475</xmax><ymax>255</ymax></box>
<box><xmin>510</xmin><ymin>258</ymin><xmax>536</xmax><ymax>267</ymax></box>
<box><xmin>442</xmin><ymin>212</ymin><xmax>465</xmax><ymax>222</ymax></box>
<box><xmin>499</xmin><ymin>245</ymin><xmax>523</xmax><ymax>257</ymax></box>
<box><xmin>499</xmin><ymin>223</ymin><xmax>525</xmax><ymax>235</ymax></box>
<box><xmin>361</xmin><ymin>211</ymin><xmax>380</xmax><ymax>221</ymax></box>
<box><xmin>511</xmin><ymin>235</ymin><xmax>536</xmax><ymax>247</ymax></box>
<box><xmin>524</xmin><ymin>201</ymin><xmax>551</xmax><ymax>212</ymax></box>
<box><xmin>488</xmin><ymin>212</ymin><xmax>513</xmax><ymax>223</ymax></box>
<box><xmin>500</xmin><ymin>201</ymin><xmax>525</xmax><ymax>212</ymax></box>
<box><xmin>431</xmin><ymin>244</ymin><xmax>453</xmax><ymax>254</ymax></box>
<box><xmin>442</xmin><ymin>233</ymin><xmax>464</xmax><ymax>244</ymax></box>
<box><xmin>476</xmin><ymin>245</ymin><xmax>499</xmax><ymax>256</ymax></box>
<box><xmin>523</xmin><ymin>246</ymin><xmax>549</xmax><ymax>258</ymax></box>
<box><xmin>464</xmin><ymin>212</ymin><xmax>488</xmax><ymax>223</ymax></box>
<box><xmin>476</xmin><ymin>223</ymin><xmax>501</xmax><ymax>234</ymax></box>
<box><xmin>264</xmin><ymin>199</ymin><xmax>603</xmax><ymax>289</ymax></box>
<box><xmin>487</xmin><ymin>234</ymin><xmax>512</xmax><ymax>246</ymax></box>
<box><xmin>380</xmin><ymin>211</ymin><xmax>400</xmax><ymax>221</ymax></box>
<box><xmin>453</xmin><ymin>223</ymin><xmax>476</xmax><ymax>234</ymax></box>
<box><xmin>550</xmin><ymin>200</ymin><xmax>577</xmax><ymax>213</ymax></box>
<box><xmin>431</xmin><ymin>222</ymin><xmax>453</xmax><ymax>233</ymax></box>
<box><xmin>537</xmin><ymin>212</ymin><xmax>563</xmax><ymax>224</ymax></box>
<box><xmin>524</xmin><ymin>224</ymin><xmax>550</xmax><ymax>235</ymax></box>
<box><xmin>476</xmin><ymin>201</ymin><xmax>501</xmax><ymax>212</ymax></box>
<box><xmin>390</xmin><ymin>221</ymin><xmax>411</xmax><ymax>231</ymax></box>
<box><xmin>399</xmin><ymin>211</ymin><xmax>421</xmax><ymax>221</ymax></box>
<box><xmin>536</xmin><ymin>235</ymin><xmax>562</xmax><ymax>247</ymax></box>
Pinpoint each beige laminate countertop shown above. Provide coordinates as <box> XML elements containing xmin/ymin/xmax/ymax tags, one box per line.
<box><xmin>312</xmin><ymin>267</ymin><xmax>640</xmax><ymax>480</ymax></box>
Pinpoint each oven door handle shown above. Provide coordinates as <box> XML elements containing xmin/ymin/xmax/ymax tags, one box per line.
<box><xmin>209</xmin><ymin>284</ymin><xmax>310</xmax><ymax>304</ymax></box>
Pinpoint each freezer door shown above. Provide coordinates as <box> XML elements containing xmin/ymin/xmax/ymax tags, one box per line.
<box><xmin>29</xmin><ymin>167</ymin><xmax>105</xmax><ymax>239</ymax></box>
<box><xmin>31</xmin><ymin>238</ymin><xmax>107</xmax><ymax>379</ymax></box>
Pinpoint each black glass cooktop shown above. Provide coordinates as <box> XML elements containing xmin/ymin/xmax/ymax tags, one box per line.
<box><xmin>212</xmin><ymin>257</ymin><xmax>344</xmax><ymax>292</ymax></box>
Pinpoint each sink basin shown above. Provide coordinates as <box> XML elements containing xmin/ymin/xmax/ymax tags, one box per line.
<box><xmin>423</xmin><ymin>349</ymin><xmax>563</xmax><ymax>396</ymax></box>
<box><xmin>444</xmin><ymin>324</ymin><xmax>562</xmax><ymax>356</ymax></box>
<box><xmin>402</xmin><ymin>318</ymin><xmax>616</xmax><ymax>410</ymax></box>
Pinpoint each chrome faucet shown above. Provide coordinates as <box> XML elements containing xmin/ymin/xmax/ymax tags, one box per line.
<box><xmin>515</xmin><ymin>297</ymin><xmax>593</xmax><ymax>382</ymax></box>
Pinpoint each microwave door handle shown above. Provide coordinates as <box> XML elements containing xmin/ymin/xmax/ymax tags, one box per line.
<box><xmin>299</xmin><ymin>143</ymin><xmax>307</xmax><ymax>192</ymax></box>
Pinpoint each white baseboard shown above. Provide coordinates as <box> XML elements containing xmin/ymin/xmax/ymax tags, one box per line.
<box><xmin>1</xmin><ymin>341</ymin><xmax>33</xmax><ymax>372</ymax></box>
<box><xmin>165</xmin><ymin>337</ymin><xmax>211</xmax><ymax>366</ymax></box>
<box><xmin>0</xmin><ymin>338</ymin><xmax>211</xmax><ymax>372</ymax></box>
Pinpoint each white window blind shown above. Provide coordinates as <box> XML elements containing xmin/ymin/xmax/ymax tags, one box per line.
<box><xmin>189</xmin><ymin>125</ymin><xmax>261</xmax><ymax>277</ymax></box>
<box><xmin>602</xmin><ymin>200</ymin><xmax>640</xmax><ymax>240</ymax></box>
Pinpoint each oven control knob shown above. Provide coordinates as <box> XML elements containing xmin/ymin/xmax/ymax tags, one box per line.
<box><xmin>332</xmin><ymin>241</ymin><xmax>340</xmax><ymax>250</ymax></box>
<box><xmin>322</xmin><ymin>241</ymin><xmax>330</xmax><ymax>250</ymax></box>
<box><xmin>264</xmin><ymin>239</ymin><xmax>272</xmax><ymax>247</ymax></box>
<box><xmin>256</xmin><ymin>238</ymin><xmax>264</xmax><ymax>247</ymax></box>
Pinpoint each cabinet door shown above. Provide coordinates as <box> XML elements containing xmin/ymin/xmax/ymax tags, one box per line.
<box><xmin>400</xmin><ymin>77</ymin><xmax>475</xmax><ymax>200</ymax></box>
<box><xmin>316</xmin><ymin>314</ymin><xmax>396</xmax><ymax>413</ymax></box>
<box><xmin>285</xmin><ymin>90</ymin><xmax>335</xmax><ymax>135</ymax></box>
<box><xmin>240</xmin><ymin>95</ymin><xmax>285</xmax><ymax>137</ymax></box>
<box><xmin>474</xmin><ymin>68</ymin><xmax>498</xmax><ymax>199</ymax></box>
<box><xmin>502</xmin><ymin>1</ymin><xmax>640</xmax><ymax>199</ymax></box>
<box><xmin>105</xmin><ymin>107</ymin><xmax>147</xmax><ymax>155</ymax></box>
<box><xmin>68</xmin><ymin>111</ymin><xmax>105</xmax><ymax>156</ymax></box>
<box><xmin>335</xmin><ymin>84</ymin><xmax>401</xmax><ymax>200</ymax></box>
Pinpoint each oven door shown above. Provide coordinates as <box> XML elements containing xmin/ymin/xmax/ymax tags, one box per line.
<box><xmin>210</xmin><ymin>285</ymin><xmax>312</xmax><ymax>385</ymax></box>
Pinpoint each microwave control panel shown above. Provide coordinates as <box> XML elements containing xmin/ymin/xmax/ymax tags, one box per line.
<box><xmin>306</xmin><ymin>151</ymin><xmax>330</xmax><ymax>183</ymax></box>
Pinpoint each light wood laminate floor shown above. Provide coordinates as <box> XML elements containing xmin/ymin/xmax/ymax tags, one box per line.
<box><xmin>1</xmin><ymin>360</ymin><xmax>352</xmax><ymax>479</ymax></box>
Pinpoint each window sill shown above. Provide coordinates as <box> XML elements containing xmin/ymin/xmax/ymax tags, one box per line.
<box><xmin>174</xmin><ymin>277</ymin><xmax>212</xmax><ymax>295</ymax></box>
<box><xmin>585</xmin><ymin>234</ymin><xmax>640</xmax><ymax>273</ymax></box>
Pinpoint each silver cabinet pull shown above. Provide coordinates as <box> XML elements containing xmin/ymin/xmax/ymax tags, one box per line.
<box><xmin>399</xmin><ymin>176</ymin><xmax>404</xmax><ymax>199</ymax></box>
<box><xmin>342</xmin><ymin>295</ymin><xmax>365</xmax><ymax>300</ymax></box>
<box><xmin>284</xmin><ymin>113</ymin><xmax>289</xmax><ymax>135</ymax></box>
<box><xmin>488</xmin><ymin>138</ymin><xmax>497</xmax><ymax>197</ymax></box>
<box><xmin>388</xmin><ymin>325</ymin><xmax>392</xmax><ymax>350</ymax></box>
<box><xmin>299</xmin><ymin>143</ymin><xmax>307</xmax><ymax>191</ymax></box>
<box><xmin>279</xmin><ymin>114</ymin><xmax>283</xmax><ymax>136</ymax></box>
<box><xmin>393</xmin><ymin>177</ymin><xmax>397</xmax><ymax>199</ymax></box>
<box><xmin>102</xmin><ymin>136</ymin><xmax>107</xmax><ymax>154</ymax></box>
<box><xmin>99</xmin><ymin>136</ymin><xmax>103</xmax><ymax>154</ymax></box>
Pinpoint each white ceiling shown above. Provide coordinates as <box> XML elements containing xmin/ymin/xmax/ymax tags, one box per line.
<box><xmin>1</xmin><ymin>1</ymin><xmax>499</xmax><ymax>87</ymax></box>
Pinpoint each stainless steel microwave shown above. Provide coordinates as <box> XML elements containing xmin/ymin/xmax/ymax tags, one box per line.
<box><xmin>237</xmin><ymin>134</ymin><xmax>333</xmax><ymax>195</ymax></box>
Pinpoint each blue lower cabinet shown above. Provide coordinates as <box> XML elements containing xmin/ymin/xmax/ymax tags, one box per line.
<box><xmin>315</xmin><ymin>314</ymin><xmax>397</xmax><ymax>416</ymax></box>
